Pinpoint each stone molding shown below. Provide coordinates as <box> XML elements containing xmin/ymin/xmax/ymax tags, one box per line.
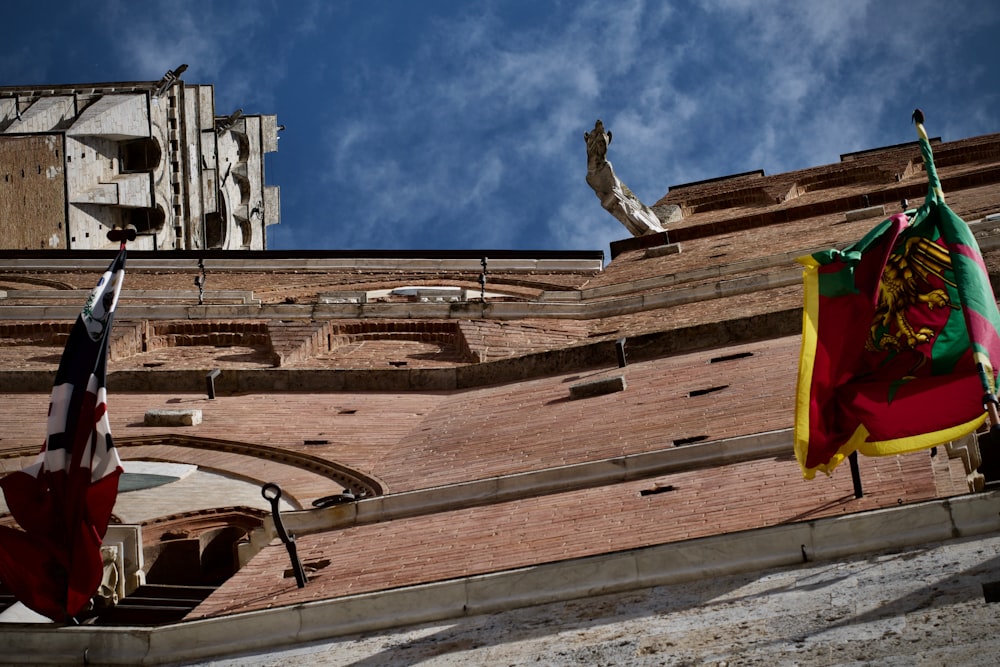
<box><xmin>2</xmin><ymin>491</ymin><xmax>997</xmax><ymax>665</ymax></box>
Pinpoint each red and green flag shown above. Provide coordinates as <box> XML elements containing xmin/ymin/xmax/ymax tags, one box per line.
<box><xmin>794</xmin><ymin>120</ymin><xmax>1000</xmax><ymax>479</ymax></box>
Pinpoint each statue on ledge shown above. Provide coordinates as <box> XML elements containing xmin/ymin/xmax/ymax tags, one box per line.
<box><xmin>584</xmin><ymin>120</ymin><xmax>681</xmax><ymax>236</ymax></box>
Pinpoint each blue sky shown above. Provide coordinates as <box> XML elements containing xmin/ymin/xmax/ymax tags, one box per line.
<box><xmin>2</xmin><ymin>1</ymin><xmax>999</xmax><ymax>254</ymax></box>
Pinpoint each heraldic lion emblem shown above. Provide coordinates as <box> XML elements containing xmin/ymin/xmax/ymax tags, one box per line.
<box><xmin>866</xmin><ymin>236</ymin><xmax>958</xmax><ymax>353</ymax></box>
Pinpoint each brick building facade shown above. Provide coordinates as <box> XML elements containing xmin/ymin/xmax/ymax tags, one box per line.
<box><xmin>1</xmin><ymin>114</ymin><xmax>1000</xmax><ymax>663</ymax></box>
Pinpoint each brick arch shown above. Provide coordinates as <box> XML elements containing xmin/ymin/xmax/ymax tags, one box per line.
<box><xmin>148</xmin><ymin>321</ymin><xmax>271</xmax><ymax>350</ymax></box>
<box><xmin>356</xmin><ymin>278</ymin><xmax>541</xmax><ymax>300</ymax></box>
<box><xmin>115</xmin><ymin>434</ymin><xmax>386</xmax><ymax>502</ymax></box>
<box><xmin>0</xmin><ymin>321</ymin><xmax>73</xmax><ymax>346</ymax></box>
<box><xmin>103</xmin><ymin>320</ymin><xmax>276</xmax><ymax>366</ymax></box>
<box><xmin>1</xmin><ymin>435</ymin><xmax>386</xmax><ymax>507</ymax></box>
<box><xmin>330</xmin><ymin>320</ymin><xmax>460</xmax><ymax>342</ymax></box>
<box><xmin>0</xmin><ymin>275</ymin><xmax>75</xmax><ymax>290</ymax></box>
<box><xmin>136</xmin><ymin>506</ymin><xmax>267</xmax><ymax>539</ymax></box>
<box><xmin>135</xmin><ymin>507</ymin><xmax>267</xmax><ymax>587</ymax></box>
<box><xmin>328</xmin><ymin>320</ymin><xmax>477</xmax><ymax>366</ymax></box>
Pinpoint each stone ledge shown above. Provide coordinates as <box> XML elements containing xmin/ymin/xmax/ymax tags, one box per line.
<box><xmin>644</xmin><ymin>243</ymin><xmax>682</xmax><ymax>259</ymax></box>
<box><xmin>844</xmin><ymin>204</ymin><xmax>886</xmax><ymax>222</ymax></box>
<box><xmin>280</xmin><ymin>429</ymin><xmax>793</xmax><ymax>537</ymax></box>
<box><xmin>143</xmin><ymin>409</ymin><xmax>202</xmax><ymax>427</ymax></box>
<box><xmin>3</xmin><ymin>491</ymin><xmax>997</xmax><ymax>665</ymax></box>
<box><xmin>0</xmin><ymin>254</ymin><xmax>605</xmax><ymax>274</ymax></box>
<box><xmin>569</xmin><ymin>375</ymin><xmax>626</xmax><ymax>399</ymax></box>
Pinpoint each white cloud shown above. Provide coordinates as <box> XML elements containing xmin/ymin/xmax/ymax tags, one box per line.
<box><xmin>550</xmin><ymin>198</ymin><xmax>620</xmax><ymax>255</ymax></box>
<box><xmin>107</xmin><ymin>1</ymin><xmax>286</xmax><ymax>111</ymax></box>
<box><xmin>313</xmin><ymin>0</ymin><xmax>708</xmax><ymax>250</ymax></box>
<box><xmin>70</xmin><ymin>0</ymin><xmax>1000</xmax><ymax>252</ymax></box>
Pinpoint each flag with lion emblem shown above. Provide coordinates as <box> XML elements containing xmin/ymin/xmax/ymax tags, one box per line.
<box><xmin>794</xmin><ymin>117</ymin><xmax>1000</xmax><ymax>479</ymax></box>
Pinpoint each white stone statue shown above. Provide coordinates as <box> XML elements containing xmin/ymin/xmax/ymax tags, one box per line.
<box><xmin>584</xmin><ymin>120</ymin><xmax>681</xmax><ymax>236</ymax></box>
<box><xmin>93</xmin><ymin>545</ymin><xmax>122</xmax><ymax>609</ymax></box>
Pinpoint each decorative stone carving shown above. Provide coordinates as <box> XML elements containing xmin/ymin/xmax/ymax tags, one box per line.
<box><xmin>948</xmin><ymin>433</ymin><xmax>985</xmax><ymax>492</ymax></box>
<box><xmin>584</xmin><ymin>120</ymin><xmax>681</xmax><ymax>236</ymax></box>
<box><xmin>92</xmin><ymin>545</ymin><xmax>122</xmax><ymax>610</ymax></box>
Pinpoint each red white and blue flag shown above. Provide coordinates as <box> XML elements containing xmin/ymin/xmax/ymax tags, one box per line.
<box><xmin>0</xmin><ymin>249</ymin><xmax>126</xmax><ymax>621</ymax></box>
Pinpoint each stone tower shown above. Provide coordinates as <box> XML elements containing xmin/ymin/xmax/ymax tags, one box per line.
<box><xmin>0</xmin><ymin>67</ymin><xmax>280</xmax><ymax>251</ymax></box>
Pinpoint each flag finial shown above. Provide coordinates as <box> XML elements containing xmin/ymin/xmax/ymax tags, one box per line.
<box><xmin>106</xmin><ymin>224</ymin><xmax>137</xmax><ymax>250</ymax></box>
